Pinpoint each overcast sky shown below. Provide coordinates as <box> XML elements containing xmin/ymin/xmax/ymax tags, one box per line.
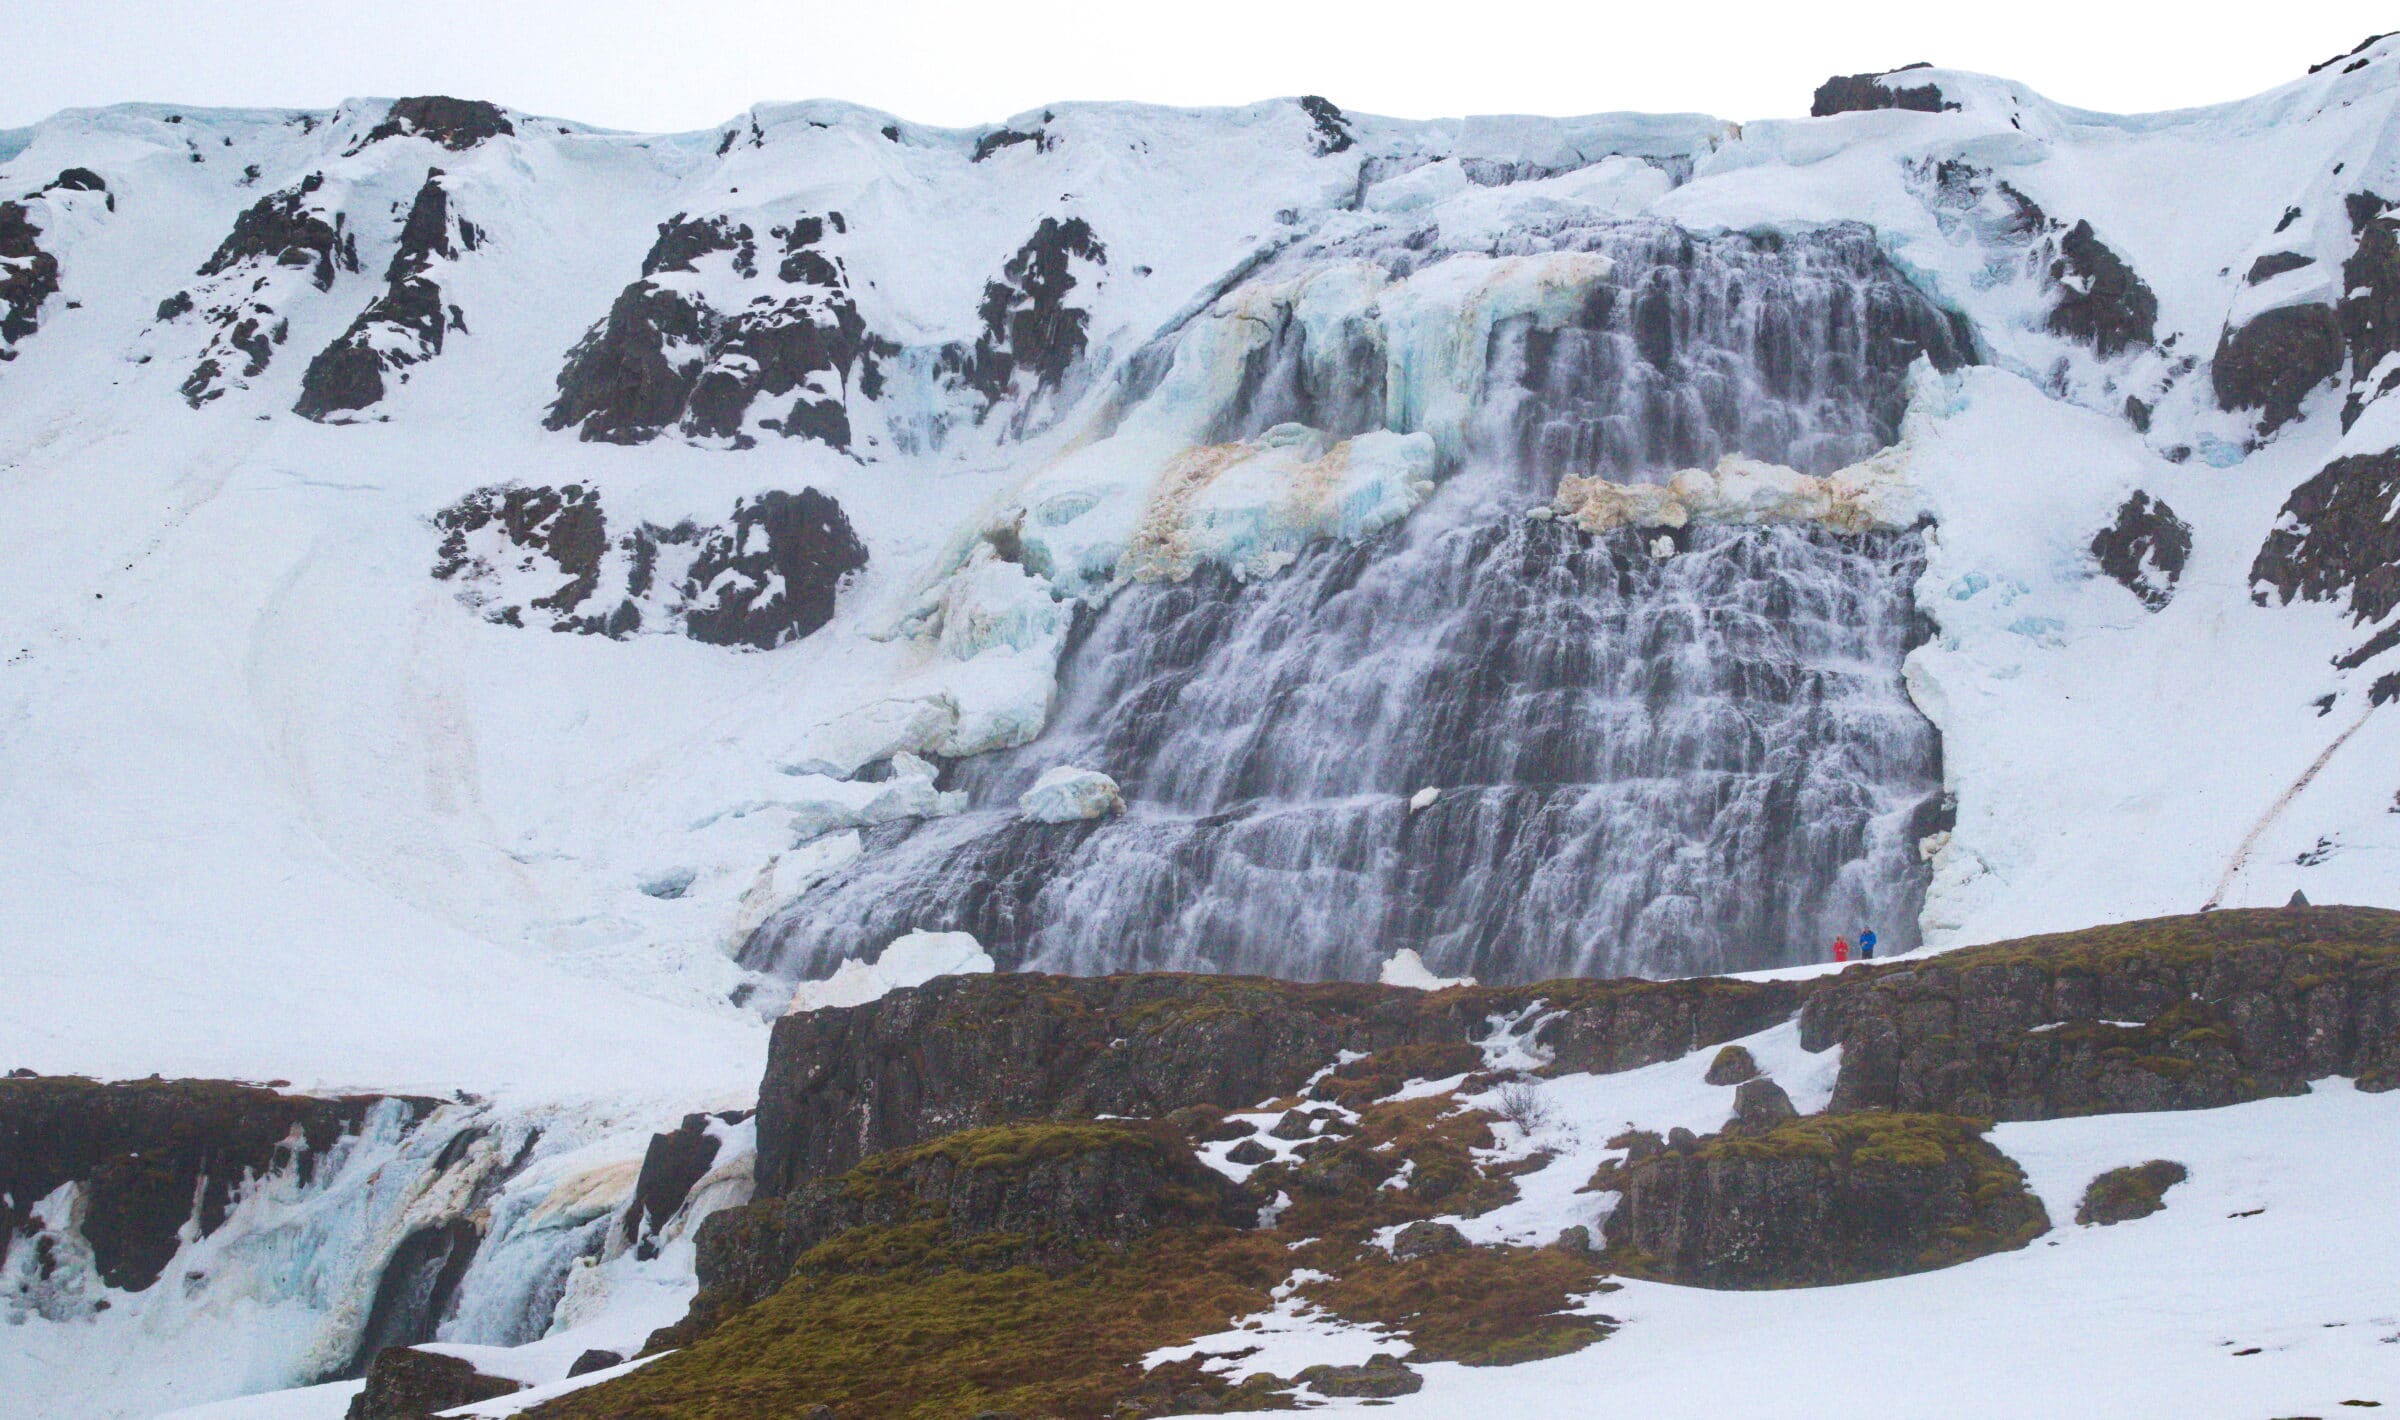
<box><xmin>3</xmin><ymin>2</ymin><xmax>2392</xmax><ymax>132</ymax></box>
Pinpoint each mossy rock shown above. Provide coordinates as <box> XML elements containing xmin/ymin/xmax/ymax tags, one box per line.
<box><xmin>2076</xmin><ymin>1160</ymin><xmax>2188</xmax><ymax>1225</ymax></box>
<box><xmin>1605</xmin><ymin>1113</ymin><xmax>2049</xmax><ymax>1288</ymax></box>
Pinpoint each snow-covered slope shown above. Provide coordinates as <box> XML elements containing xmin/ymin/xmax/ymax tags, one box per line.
<box><xmin>8</xmin><ymin>42</ymin><xmax>2400</xmax><ymax>1416</ymax></box>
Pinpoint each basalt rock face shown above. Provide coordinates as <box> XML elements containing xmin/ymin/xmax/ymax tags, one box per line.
<box><xmin>2214</xmin><ymin>302</ymin><xmax>2345</xmax><ymax>432</ymax></box>
<box><xmin>431</xmin><ymin>483</ymin><xmax>866</xmax><ymax>648</ymax></box>
<box><xmin>545</xmin><ymin>211</ymin><xmax>884</xmax><ymax>450</ymax></box>
<box><xmin>1798</xmin><ymin>908</ymin><xmax>2400</xmax><ymax>1119</ymax></box>
<box><xmin>2090</xmin><ymin>491</ymin><xmax>2192</xmax><ymax>611</ymax></box>
<box><xmin>1600</xmin><ymin>1113</ymin><xmax>2048</xmax><ymax>1287</ymax></box>
<box><xmin>1811</xmin><ymin>65</ymin><xmax>1956</xmax><ymax>118</ymax></box>
<box><xmin>2250</xmin><ymin>449</ymin><xmax>2400</xmax><ymax>631</ymax></box>
<box><xmin>680</xmin><ymin>1122</ymin><xmax>1246</xmax><ymax>1326</ymax></box>
<box><xmin>0</xmin><ymin>1075</ymin><xmax>401</xmax><ymax>1291</ymax></box>
<box><xmin>623</xmin><ymin>1110</ymin><xmax>750</xmax><ymax>1248</ymax></box>
<box><xmin>296</xmin><ymin>169</ymin><xmax>479</xmax><ymax>421</ymax></box>
<box><xmin>344</xmin><ymin>1346</ymin><xmax>521</xmax><ymax>1420</ymax></box>
<box><xmin>750</xmin><ymin>971</ymin><xmax>1805</xmax><ymax>1197</ymax></box>
<box><xmin>0</xmin><ymin>200</ymin><xmax>61</xmax><ymax>356</ymax></box>
<box><xmin>2340</xmin><ymin>195</ymin><xmax>2400</xmax><ymax>427</ymax></box>
<box><xmin>358</xmin><ymin>96</ymin><xmax>515</xmax><ymax>152</ymax></box>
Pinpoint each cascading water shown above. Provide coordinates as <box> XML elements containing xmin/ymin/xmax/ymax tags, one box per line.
<box><xmin>746</xmin><ymin>219</ymin><xmax>1967</xmax><ymax>985</ymax></box>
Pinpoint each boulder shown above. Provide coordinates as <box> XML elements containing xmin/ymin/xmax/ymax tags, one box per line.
<box><xmin>1298</xmin><ymin>1353</ymin><xmax>1423</xmax><ymax>1397</ymax></box>
<box><xmin>1390</xmin><ymin>1220</ymin><xmax>1467</xmax><ymax>1260</ymax></box>
<box><xmin>1017</xmin><ymin>765</ymin><xmax>1124</xmax><ymax>823</ymax></box>
<box><xmin>1728</xmin><ymin>1076</ymin><xmax>1798</xmax><ymax>1134</ymax></box>
<box><xmin>566</xmin><ymin>1349</ymin><xmax>624</xmax><ymax>1377</ymax></box>
<box><xmin>344</xmin><ymin>1347</ymin><xmax>520</xmax><ymax>1420</ymax></box>
<box><xmin>1602</xmin><ymin>1113</ymin><xmax>2048</xmax><ymax>1287</ymax></box>
<box><xmin>1703</xmin><ymin>1043</ymin><xmax>1760</xmax><ymax>1085</ymax></box>
<box><xmin>2077</xmin><ymin>1160</ymin><xmax>2189</xmax><ymax>1225</ymax></box>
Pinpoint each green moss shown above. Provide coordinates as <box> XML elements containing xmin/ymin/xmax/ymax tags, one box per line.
<box><xmin>843</xmin><ymin>1121</ymin><xmax>1174</xmax><ymax>1200</ymax></box>
<box><xmin>2075</xmin><ymin>1159</ymin><xmax>2189</xmax><ymax>1226</ymax></box>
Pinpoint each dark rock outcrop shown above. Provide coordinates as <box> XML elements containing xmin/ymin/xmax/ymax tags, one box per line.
<box><xmin>751</xmin><ymin>971</ymin><xmax>1802</xmax><ymax>1196</ymax></box>
<box><xmin>1800</xmin><ymin>908</ymin><xmax>2400</xmax><ymax>1119</ymax></box>
<box><xmin>0</xmin><ymin>199</ymin><xmax>60</xmax><ymax>357</ymax></box>
<box><xmin>2214</xmin><ymin>302</ymin><xmax>2344</xmax><ymax>431</ymax></box>
<box><xmin>1727</xmin><ymin>1076</ymin><xmax>1798</xmax><ymax>1133</ymax></box>
<box><xmin>2340</xmin><ymin>195</ymin><xmax>2400</xmax><ymax>427</ymax></box>
<box><xmin>2251</xmin><ymin>449</ymin><xmax>2400</xmax><ymax>628</ymax></box>
<box><xmin>2076</xmin><ymin>1159</ymin><xmax>2188</xmax><ymax>1225</ymax></box>
<box><xmin>2047</xmin><ymin>220</ymin><xmax>2157</xmax><ymax>357</ymax></box>
<box><xmin>623</xmin><ymin>1109</ymin><xmax>749</xmax><ymax>1248</ymax></box>
<box><xmin>940</xmin><ymin>216</ymin><xmax>1106</xmax><ymax>435</ymax></box>
<box><xmin>2246</xmin><ymin>251</ymin><xmax>2314</xmax><ymax>284</ymax></box>
<box><xmin>2090</xmin><ymin>491</ymin><xmax>2193</xmax><ymax>611</ymax></box>
<box><xmin>546</xmin><ymin>211</ymin><xmax>884</xmax><ymax>449</ymax></box>
<box><xmin>1601</xmin><ymin>1112</ymin><xmax>2048</xmax><ymax>1287</ymax></box>
<box><xmin>360</xmin><ymin>96</ymin><xmax>514</xmax><ymax>151</ymax></box>
<box><xmin>679</xmin><ymin>1121</ymin><xmax>1245</xmax><ymax>1327</ymax></box>
<box><xmin>1390</xmin><ymin>1219</ymin><xmax>1466</xmax><ymax>1260</ymax></box>
<box><xmin>0</xmin><ymin>1076</ymin><xmax>398</xmax><ymax>1291</ymax></box>
<box><xmin>567</xmin><ymin>1349</ymin><xmax>624</xmax><ymax>1377</ymax></box>
<box><xmin>431</xmin><ymin>483</ymin><xmax>866</xmax><ymax>649</ymax></box>
<box><xmin>344</xmin><ymin>1346</ymin><xmax>520</xmax><ymax>1420</ymax></box>
<box><xmin>1811</xmin><ymin>64</ymin><xmax>1957</xmax><ymax>118</ymax></box>
<box><xmin>177</xmin><ymin>173</ymin><xmax>361</xmax><ymax>405</ymax></box>
<box><xmin>1298</xmin><ymin>95</ymin><xmax>1355</xmax><ymax>155</ymax></box>
<box><xmin>297</xmin><ymin>169</ymin><xmax>478</xmax><ymax>421</ymax></box>
<box><xmin>345</xmin><ymin>1218</ymin><xmax>484</xmax><ymax>1378</ymax></box>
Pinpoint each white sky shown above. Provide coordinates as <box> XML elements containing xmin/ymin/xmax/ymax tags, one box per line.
<box><xmin>2</xmin><ymin>1</ymin><xmax>2393</xmax><ymax>133</ymax></box>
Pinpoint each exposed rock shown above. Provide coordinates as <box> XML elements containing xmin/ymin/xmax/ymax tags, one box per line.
<box><xmin>1601</xmin><ymin>1113</ymin><xmax>2049</xmax><ymax>1287</ymax></box>
<box><xmin>1727</xmin><ymin>1076</ymin><xmax>1798</xmax><ymax>1134</ymax></box>
<box><xmin>360</xmin><ymin>96</ymin><xmax>514</xmax><ymax>151</ymax></box>
<box><xmin>1390</xmin><ymin>1219</ymin><xmax>1467</xmax><ymax>1260</ymax></box>
<box><xmin>748</xmin><ymin>971</ymin><xmax>1803</xmax><ymax>1195</ymax></box>
<box><xmin>1811</xmin><ymin>64</ymin><xmax>1957</xmax><ymax>118</ymax></box>
<box><xmin>0</xmin><ymin>1075</ymin><xmax>400</xmax><ymax>1291</ymax></box>
<box><xmin>2214</xmin><ymin>302</ymin><xmax>2343</xmax><ymax>431</ymax></box>
<box><xmin>431</xmin><ymin>483</ymin><xmax>867</xmax><ymax>649</ymax></box>
<box><xmin>1298</xmin><ymin>1353</ymin><xmax>1423</xmax><ymax>1397</ymax></box>
<box><xmin>297</xmin><ymin>169</ymin><xmax>477</xmax><ymax>421</ymax></box>
<box><xmin>972</xmin><ymin>125</ymin><xmax>1052</xmax><ymax>162</ymax></box>
<box><xmin>678</xmin><ymin>1122</ymin><xmax>1247</xmax><ymax>1327</ymax></box>
<box><xmin>547</xmin><ymin>211</ymin><xmax>884</xmax><ymax>449</ymax></box>
<box><xmin>1704</xmin><ymin>1043</ymin><xmax>1760</xmax><ymax>1085</ymax></box>
<box><xmin>0</xmin><ymin>199</ymin><xmax>60</xmax><ymax>356</ymax></box>
<box><xmin>2340</xmin><ymin>196</ymin><xmax>2400</xmax><ymax>427</ymax></box>
<box><xmin>1298</xmin><ymin>95</ymin><xmax>1355</xmax><ymax>155</ymax></box>
<box><xmin>2076</xmin><ymin>1159</ymin><xmax>2188</xmax><ymax>1225</ymax></box>
<box><xmin>178</xmin><ymin>172</ymin><xmax>360</xmax><ymax>404</ymax></box>
<box><xmin>2047</xmin><ymin>220</ymin><xmax>2157</xmax><ymax>357</ymax></box>
<box><xmin>1800</xmin><ymin>908</ymin><xmax>2400</xmax><ymax>1119</ymax></box>
<box><xmin>566</xmin><ymin>1349</ymin><xmax>624</xmax><ymax>1377</ymax></box>
<box><xmin>1017</xmin><ymin>765</ymin><xmax>1123</xmax><ymax>822</ymax></box>
<box><xmin>623</xmin><ymin>1110</ymin><xmax>750</xmax><ymax>1246</ymax></box>
<box><xmin>346</xmin><ymin>1217</ymin><xmax>484</xmax><ymax>1377</ymax></box>
<box><xmin>344</xmin><ymin>1346</ymin><xmax>520</xmax><ymax>1420</ymax></box>
<box><xmin>940</xmin><ymin>216</ymin><xmax>1106</xmax><ymax>435</ymax></box>
<box><xmin>1267</xmin><ymin>1110</ymin><xmax>1318</xmax><ymax>1141</ymax></box>
<box><xmin>2090</xmin><ymin>491</ymin><xmax>2193</xmax><ymax>611</ymax></box>
<box><xmin>2246</xmin><ymin>251</ymin><xmax>2315</xmax><ymax>284</ymax></box>
<box><xmin>1225</xmin><ymin>1138</ymin><xmax>1273</xmax><ymax>1166</ymax></box>
<box><xmin>2311</xmin><ymin>32</ymin><xmax>2397</xmax><ymax>73</ymax></box>
<box><xmin>2251</xmin><ymin>449</ymin><xmax>2400</xmax><ymax>627</ymax></box>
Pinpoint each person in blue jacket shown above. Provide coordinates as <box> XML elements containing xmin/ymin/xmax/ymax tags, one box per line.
<box><xmin>1858</xmin><ymin>928</ymin><xmax>1878</xmax><ymax>960</ymax></box>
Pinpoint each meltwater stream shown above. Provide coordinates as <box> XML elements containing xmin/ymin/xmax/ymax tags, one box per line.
<box><xmin>747</xmin><ymin>221</ymin><xmax>1965</xmax><ymax>984</ymax></box>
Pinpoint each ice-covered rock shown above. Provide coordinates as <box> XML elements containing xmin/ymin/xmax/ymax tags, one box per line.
<box><xmin>784</xmin><ymin>752</ymin><xmax>965</xmax><ymax>843</ymax></box>
<box><xmin>1018</xmin><ymin>765</ymin><xmax>1125</xmax><ymax>823</ymax></box>
<box><xmin>1407</xmin><ymin>786</ymin><xmax>1441</xmax><ymax>813</ymax></box>
<box><xmin>1555</xmin><ymin>449</ymin><xmax>1920</xmax><ymax>536</ymax></box>
<box><xmin>781</xmin><ymin>930</ymin><xmax>994</xmax><ymax>1014</ymax></box>
<box><xmin>1378</xmin><ymin>949</ymin><xmax>1475</xmax><ymax>990</ymax></box>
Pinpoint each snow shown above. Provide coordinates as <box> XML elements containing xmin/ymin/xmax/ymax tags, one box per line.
<box><xmin>780</xmin><ymin>929</ymin><xmax>994</xmax><ymax>1013</ymax></box>
<box><xmin>1377</xmin><ymin>948</ymin><xmax>1475</xmax><ymax>990</ymax></box>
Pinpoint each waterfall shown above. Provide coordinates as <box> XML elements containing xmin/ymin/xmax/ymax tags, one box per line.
<box><xmin>746</xmin><ymin>220</ymin><xmax>1964</xmax><ymax>986</ymax></box>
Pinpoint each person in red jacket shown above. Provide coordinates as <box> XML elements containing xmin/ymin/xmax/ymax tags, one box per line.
<box><xmin>1832</xmin><ymin>936</ymin><xmax>1851</xmax><ymax>963</ymax></box>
